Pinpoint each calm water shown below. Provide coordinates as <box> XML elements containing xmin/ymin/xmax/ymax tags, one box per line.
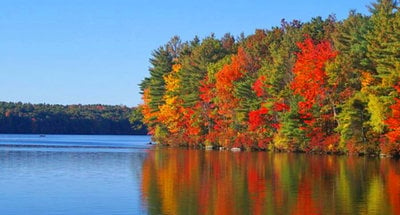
<box><xmin>0</xmin><ymin>134</ymin><xmax>151</xmax><ymax>215</ymax></box>
<box><xmin>142</xmin><ymin>148</ymin><xmax>400</xmax><ymax>215</ymax></box>
<box><xmin>0</xmin><ymin>135</ymin><xmax>399</xmax><ymax>215</ymax></box>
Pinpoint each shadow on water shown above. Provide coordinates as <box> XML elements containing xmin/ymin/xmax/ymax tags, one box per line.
<box><xmin>141</xmin><ymin>147</ymin><xmax>400</xmax><ymax>215</ymax></box>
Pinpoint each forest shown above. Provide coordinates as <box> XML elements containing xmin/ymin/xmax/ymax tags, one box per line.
<box><xmin>138</xmin><ymin>0</ymin><xmax>400</xmax><ymax>156</ymax></box>
<box><xmin>0</xmin><ymin>102</ymin><xmax>146</xmax><ymax>135</ymax></box>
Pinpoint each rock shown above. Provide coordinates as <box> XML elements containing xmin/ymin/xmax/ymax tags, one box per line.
<box><xmin>205</xmin><ymin>146</ymin><xmax>213</xmax><ymax>150</ymax></box>
<box><xmin>230</xmin><ymin>147</ymin><xmax>241</xmax><ymax>152</ymax></box>
<box><xmin>380</xmin><ymin>153</ymin><xmax>392</xmax><ymax>158</ymax></box>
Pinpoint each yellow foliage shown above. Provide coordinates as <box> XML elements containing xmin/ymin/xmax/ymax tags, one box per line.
<box><xmin>368</xmin><ymin>94</ymin><xmax>386</xmax><ymax>133</ymax></box>
<box><xmin>361</xmin><ymin>71</ymin><xmax>374</xmax><ymax>89</ymax></box>
<box><xmin>164</xmin><ymin>64</ymin><xmax>181</xmax><ymax>93</ymax></box>
<box><xmin>172</xmin><ymin>63</ymin><xmax>182</xmax><ymax>72</ymax></box>
<box><xmin>156</xmin><ymin>63</ymin><xmax>184</xmax><ymax>134</ymax></box>
<box><xmin>164</xmin><ymin>73</ymin><xmax>180</xmax><ymax>92</ymax></box>
<box><xmin>273</xmin><ymin>131</ymin><xmax>289</xmax><ymax>151</ymax></box>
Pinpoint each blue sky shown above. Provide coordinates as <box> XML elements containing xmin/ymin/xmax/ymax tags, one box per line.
<box><xmin>1</xmin><ymin>0</ymin><xmax>372</xmax><ymax>107</ymax></box>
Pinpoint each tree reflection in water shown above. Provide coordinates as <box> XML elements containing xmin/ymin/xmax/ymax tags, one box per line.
<box><xmin>141</xmin><ymin>148</ymin><xmax>400</xmax><ymax>215</ymax></box>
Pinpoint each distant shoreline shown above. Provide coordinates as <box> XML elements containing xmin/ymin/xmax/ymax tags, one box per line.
<box><xmin>0</xmin><ymin>101</ymin><xmax>147</xmax><ymax>135</ymax></box>
<box><xmin>0</xmin><ymin>133</ymin><xmax>149</xmax><ymax>136</ymax></box>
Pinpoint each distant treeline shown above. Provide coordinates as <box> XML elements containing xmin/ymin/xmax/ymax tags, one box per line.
<box><xmin>0</xmin><ymin>102</ymin><xmax>147</xmax><ymax>135</ymax></box>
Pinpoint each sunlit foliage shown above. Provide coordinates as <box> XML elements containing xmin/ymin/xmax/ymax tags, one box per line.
<box><xmin>139</xmin><ymin>0</ymin><xmax>400</xmax><ymax>156</ymax></box>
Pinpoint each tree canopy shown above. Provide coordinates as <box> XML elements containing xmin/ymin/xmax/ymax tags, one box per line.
<box><xmin>139</xmin><ymin>0</ymin><xmax>400</xmax><ymax>156</ymax></box>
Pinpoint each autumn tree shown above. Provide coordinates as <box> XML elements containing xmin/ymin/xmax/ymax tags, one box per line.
<box><xmin>330</xmin><ymin>11</ymin><xmax>372</xmax><ymax>152</ymax></box>
<box><xmin>364</xmin><ymin>0</ymin><xmax>399</xmax><ymax>152</ymax></box>
<box><xmin>291</xmin><ymin>37</ymin><xmax>337</xmax><ymax>151</ymax></box>
<box><xmin>385</xmin><ymin>84</ymin><xmax>400</xmax><ymax>154</ymax></box>
<box><xmin>139</xmin><ymin>0</ymin><xmax>400</xmax><ymax>156</ymax></box>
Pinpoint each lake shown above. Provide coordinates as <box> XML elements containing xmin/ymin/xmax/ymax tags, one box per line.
<box><xmin>0</xmin><ymin>135</ymin><xmax>399</xmax><ymax>215</ymax></box>
<box><xmin>0</xmin><ymin>134</ymin><xmax>151</xmax><ymax>215</ymax></box>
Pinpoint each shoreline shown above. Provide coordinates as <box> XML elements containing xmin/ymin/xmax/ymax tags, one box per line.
<box><xmin>150</xmin><ymin>143</ymin><xmax>399</xmax><ymax>159</ymax></box>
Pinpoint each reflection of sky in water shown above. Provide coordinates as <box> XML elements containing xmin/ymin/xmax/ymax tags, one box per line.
<box><xmin>0</xmin><ymin>135</ymin><xmax>151</xmax><ymax>215</ymax></box>
<box><xmin>0</xmin><ymin>134</ymin><xmax>152</xmax><ymax>149</ymax></box>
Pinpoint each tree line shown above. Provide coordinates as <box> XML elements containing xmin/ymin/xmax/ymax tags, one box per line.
<box><xmin>138</xmin><ymin>0</ymin><xmax>400</xmax><ymax>156</ymax></box>
<box><xmin>0</xmin><ymin>101</ymin><xmax>147</xmax><ymax>135</ymax></box>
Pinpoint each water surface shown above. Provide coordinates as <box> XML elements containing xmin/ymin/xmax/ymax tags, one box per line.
<box><xmin>0</xmin><ymin>134</ymin><xmax>151</xmax><ymax>215</ymax></box>
<box><xmin>1</xmin><ymin>135</ymin><xmax>399</xmax><ymax>215</ymax></box>
<box><xmin>142</xmin><ymin>148</ymin><xmax>400</xmax><ymax>215</ymax></box>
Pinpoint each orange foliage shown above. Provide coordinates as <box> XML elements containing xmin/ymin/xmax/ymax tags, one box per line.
<box><xmin>291</xmin><ymin>37</ymin><xmax>337</xmax><ymax>150</ymax></box>
<box><xmin>248</xmin><ymin>107</ymin><xmax>269</xmax><ymax>131</ymax></box>
<box><xmin>361</xmin><ymin>71</ymin><xmax>374</xmax><ymax>88</ymax></box>
<box><xmin>252</xmin><ymin>75</ymin><xmax>267</xmax><ymax>97</ymax></box>
<box><xmin>140</xmin><ymin>89</ymin><xmax>156</xmax><ymax>135</ymax></box>
<box><xmin>211</xmin><ymin>47</ymin><xmax>250</xmax><ymax>147</ymax></box>
<box><xmin>199</xmin><ymin>77</ymin><xmax>215</xmax><ymax>103</ymax></box>
<box><xmin>274</xmin><ymin>101</ymin><xmax>289</xmax><ymax>112</ymax></box>
<box><xmin>291</xmin><ymin>37</ymin><xmax>337</xmax><ymax>114</ymax></box>
<box><xmin>215</xmin><ymin>47</ymin><xmax>247</xmax><ymax>95</ymax></box>
<box><xmin>385</xmin><ymin>85</ymin><xmax>400</xmax><ymax>152</ymax></box>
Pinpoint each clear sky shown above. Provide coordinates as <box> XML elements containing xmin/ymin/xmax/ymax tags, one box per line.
<box><xmin>1</xmin><ymin>0</ymin><xmax>373</xmax><ymax>107</ymax></box>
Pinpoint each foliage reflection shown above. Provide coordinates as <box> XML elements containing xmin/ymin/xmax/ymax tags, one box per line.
<box><xmin>141</xmin><ymin>148</ymin><xmax>400</xmax><ymax>215</ymax></box>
